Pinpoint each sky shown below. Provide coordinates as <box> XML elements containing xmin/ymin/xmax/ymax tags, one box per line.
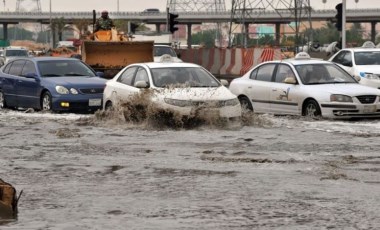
<box><xmin>2</xmin><ymin>0</ymin><xmax>376</xmax><ymax>12</ymax></box>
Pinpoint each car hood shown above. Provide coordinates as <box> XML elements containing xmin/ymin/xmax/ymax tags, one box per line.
<box><xmin>43</xmin><ymin>76</ymin><xmax>107</xmax><ymax>86</ymax></box>
<box><xmin>355</xmin><ymin>65</ymin><xmax>380</xmax><ymax>74</ymax></box>
<box><xmin>154</xmin><ymin>86</ymin><xmax>237</xmax><ymax>101</ymax></box>
<box><xmin>306</xmin><ymin>83</ymin><xmax>380</xmax><ymax>96</ymax></box>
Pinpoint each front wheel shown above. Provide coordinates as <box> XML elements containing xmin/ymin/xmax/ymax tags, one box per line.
<box><xmin>239</xmin><ymin>96</ymin><xmax>253</xmax><ymax>112</ymax></box>
<box><xmin>104</xmin><ymin>101</ymin><xmax>113</xmax><ymax>110</ymax></box>
<box><xmin>0</xmin><ymin>90</ymin><xmax>7</xmax><ymax>109</ymax></box>
<box><xmin>41</xmin><ymin>91</ymin><xmax>53</xmax><ymax>111</ymax></box>
<box><xmin>303</xmin><ymin>100</ymin><xmax>321</xmax><ymax>118</ymax></box>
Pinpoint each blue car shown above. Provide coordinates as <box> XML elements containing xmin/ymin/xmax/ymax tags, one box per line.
<box><xmin>0</xmin><ymin>57</ymin><xmax>107</xmax><ymax>112</ymax></box>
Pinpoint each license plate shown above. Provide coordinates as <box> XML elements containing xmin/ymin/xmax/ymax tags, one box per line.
<box><xmin>363</xmin><ymin>105</ymin><xmax>376</xmax><ymax>113</ymax></box>
<box><xmin>89</xmin><ymin>98</ymin><xmax>102</xmax><ymax>106</ymax></box>
<box><xmin>198</xmin><ymin>109</ymin><xmax>220</xmax><ymax>117</ymax></box>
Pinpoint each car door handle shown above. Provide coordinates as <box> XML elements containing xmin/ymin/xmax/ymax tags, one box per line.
<box><xmin>272</xmin><ymin>89</ymin><xmax>277</xmax><ymax>91</ymax></box>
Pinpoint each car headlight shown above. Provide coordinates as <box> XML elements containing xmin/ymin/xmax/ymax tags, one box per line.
<box><xmin>221</xmin><ymin>98</ymin><xmax>240</xmax><ymax>106</ymax></box>
<box><xmin>359</xmin><ymin>72</ymin><xmax>380</xmax><ymax>80</ymax></box>
<box><xmin>55</xmin><ymin>86</ymin><xmax>79</xmax><ymax>95</ymax></box>
<box><xmin>70</xmin><ymin>88</ymin><xmax>78</xmax><ymax>94</ymax></box>
<box><xmin>56</xmin><ymin>86</ymin><xmax>69</xmax><ymax>94</ymax></box>
<box><xmin>164</xmin><ymin>98</ymin><xmax>193</xmax><ymax>107</ymax></box>
<box><xmin>330</xmin><ymin>94</ymin><xmax>353</xmax><ymax>103</ymax></box>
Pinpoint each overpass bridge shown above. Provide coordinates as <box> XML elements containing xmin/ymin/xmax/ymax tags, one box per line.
<box><xmin>1</xmin><ymin>9</ymin><xmax>380</xmax><ymax>24</ymax></box>
<box><xmin>1</xmin><ymin>8</ymin><xmax>380</xmax><ymax>46</ymax></box>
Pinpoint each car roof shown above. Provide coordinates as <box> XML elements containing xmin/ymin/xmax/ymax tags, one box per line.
<box><xmin>6</xmin><ymin>56</ymin><xmax>81</xmax><ymax>62</ymax></box>
<box><xmin>258</xmin><ymin>52</ymin><xmax>333</xmax><ymax>66</ymax></box>
<box><xmin>154</xmin><ymin>45</ymin><xmax>172</xmax><ymax>48</ymax></box>
<box><xmin>281</xmin><ymin>58</ymin><xmax>333</xmax><ymax>65</ymax></box>
<box><xmin>341</xmin><ymin>48</ymin><xmax>380</xmax><ymax>52</ymax></box>
<box><xmin>139</xmin><ymin>62</ymin><xmax>200</xmax><ymax>69</ymax></box>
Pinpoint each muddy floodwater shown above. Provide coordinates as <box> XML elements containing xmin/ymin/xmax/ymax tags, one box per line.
<box><xmin>1</xmin><ymin>109</ymin><xmax>380</xmax><ymax>229</ymax></box>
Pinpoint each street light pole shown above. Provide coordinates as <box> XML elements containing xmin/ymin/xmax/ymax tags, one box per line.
<box><xmin>49</xmin><ymin>0</ymin><xmax>53</xmax><ymax>48</ymax></box>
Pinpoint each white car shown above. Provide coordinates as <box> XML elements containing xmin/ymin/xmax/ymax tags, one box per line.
<box><xmin>103</xmin><ymin>60</ymin><xmax>241</xmax><ymax>122</ymax></box>
<box><xmin>0</xmin><ymin>46</ymin><xmax>29</xmax><ymax>66</ymax></box>
<box><xmin>329</xmin><ymin>41</ymin><xmax>380</xmax><ymax>89</ymax></box>
<box><xmin>153</xmin><ymin>45</ymin><xmax>182</xmax><ymax>63</ymax></box>
<box><xmin>229</xmin><ymin>52</ymin><xmax>380</xmax><ymax>119</ymax></box>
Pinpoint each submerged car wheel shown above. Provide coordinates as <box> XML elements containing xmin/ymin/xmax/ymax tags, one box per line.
<box><xmin>303</xmin><ymin>100</ymin><xmax>321</xmax><ymax>118</ymax></box>
<box><xmin>105</xmin><ymin>101</ymin><xmax>113</xmax><ymax>110</ymax></box>
<box><xmin>0</xmin><ymin>90</ymin><xmax>6</xmax><ymax>109</ymax></box>
<box><xmin>41</xmin><ymin>91</ymin><xmax>53</xmax><ymax>111</ymax></box>
<box><xmin>239</xmin><ymin>96</ymin><xmax>253</xmax><ymax>111</ymax></box>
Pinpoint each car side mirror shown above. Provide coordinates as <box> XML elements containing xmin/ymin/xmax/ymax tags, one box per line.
<box><xmin>284</xmin><ymin>77</ymin><xmax>297</xmax><ymax>84</ymax></box>
<box><xmin>96</xmin><ymin>72</ymin><xmax>105</xmax><ymax>78</ymax></box>
<box><xmin>354</xmin><ymin>75</ymin><xmax>361</xmax><ymax>81</ymax></box>
<box><xmin>134</xmin><ymin>80</ymin><xmax>149</xmax><ymax>88</ymax></box>
<box><xmin>220</xmin><ymin>79</ymin><xmax>229</xmax><ymax>86</ymax></box>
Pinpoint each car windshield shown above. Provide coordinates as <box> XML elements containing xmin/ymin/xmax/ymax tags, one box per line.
<box><xmin>154</xmin><ymin>46</ymin><xmax>177</xmax><ymax>57</ymax></box>
<box><xmin>295</xmin><ymin>63</ymin><xmax>357</xmax><ymax>85</ymax></box>
<box><xmin>151</xmin><ymin>67</ymin><xmax>221</xmax><ymax>88</ymax></box>
<box><xmin>354</xmin><ymin>51</ymin><xmax>380</xmax><ymax>65</ymax></box>
<box><xmin>38</xmin><ymin>60</ymin><xmax>96</xmax><ymax>77</ymax></box>
<box><xmin>5</xmin><ymin>49</ymin><xmax>28</xmax><ymax>57</ymax></box>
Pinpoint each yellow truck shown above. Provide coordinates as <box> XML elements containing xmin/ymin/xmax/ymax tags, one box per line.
<box><xmin>81</xmin><ymin>29</ymin><xmax>154</xmax><ymax>78</ymax></box>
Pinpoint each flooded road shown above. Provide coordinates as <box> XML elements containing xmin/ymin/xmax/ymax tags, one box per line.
<box><xmin>1</xmin><ymin>109</ymin><xmax>380</xmax><ymax>229</ymax></box>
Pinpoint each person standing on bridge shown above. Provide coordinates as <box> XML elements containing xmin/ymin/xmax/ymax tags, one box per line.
<box><xmin>94</xmin><ymin>10</ymin><xmax>115</xmax><ymax>32</ymax></box>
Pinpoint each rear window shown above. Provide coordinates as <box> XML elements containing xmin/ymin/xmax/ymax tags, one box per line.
<box><xmin>5</xmin><ymin>49</ymin><xmax>28</xmax><ymax>57</ymax></box>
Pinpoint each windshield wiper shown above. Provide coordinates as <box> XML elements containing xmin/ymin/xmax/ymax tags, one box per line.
<box><xmin>64</xmin><ymin>73</ymin><xmax>86</xmax><ymax>76</ymax></box>
<box><xmin>42</xmin><ymin>74</ymin><xmax>61</xmax><ymax>77</ymax></box>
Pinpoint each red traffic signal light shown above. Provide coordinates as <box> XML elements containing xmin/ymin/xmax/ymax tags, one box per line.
<box><xmin>169</xmin><ymin>13</ymin><xmax>179</xmax><ymax>33</ymax></box>
<box><xmin>335</xmin><ymin>3</ymin><xmax>343</xmax><ymax>31</ymax></box>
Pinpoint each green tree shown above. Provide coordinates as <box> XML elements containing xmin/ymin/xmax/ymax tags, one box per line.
<box><xmin>346</xmin><ymin>23</ymin><xmax>364</xmax><ymax>46</ymax></box>
<box><xmin>191</xmin><ymin>29</ymin><xmax>219</xmax><ymax>48</ymax></box>
<box><xmin>7</xmin><ymin>26</ymin><xmax>34</xmax><ymax>41</ymax></box>
<box><xmin>50</xmin><ymin>17</ymin><xmax>66</xmax><ymax>45</ymax></box>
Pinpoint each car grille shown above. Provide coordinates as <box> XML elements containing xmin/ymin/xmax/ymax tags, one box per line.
<box><xmin>356</xmin><ymin>95</ymin><xmax>377</xmax><ymax>104</ymax></box>
<box><xmin>79</xmin><ymin>88</ymin><xmax>104</xmax><ymax>94</ymax></box>
<box><xmin>191</xmin><ymin>101</ymin><xmax>226</xmax><ymax>108</ymax></box>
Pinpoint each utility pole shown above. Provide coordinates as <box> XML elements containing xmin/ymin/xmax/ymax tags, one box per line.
<box><xmin>342</xmin><ymin>0</ymin><xmax>346</xmax><ymax>49</ymax></box>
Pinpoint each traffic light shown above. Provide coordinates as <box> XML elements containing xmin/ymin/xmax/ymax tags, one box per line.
<box><xmin>169</xmin><ymin>13</ymin><xmax>179</xmax><ymax>33</ymax></box>
<box><xmin>130</xmin><ymin>23</ymin><xmax>139</xmax><ymax>34</ymax></box>
<box><xmin>335</xmin><ymin>3</ymin><xmax>343</xmax><ymax>31</ymax></box>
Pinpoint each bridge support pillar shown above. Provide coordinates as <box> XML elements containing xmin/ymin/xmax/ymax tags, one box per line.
<box><xmin>244</xmin><ymin>22</ymin><xmax>249</xmax><ymax>48</ymax></box>
<box><xmin>187</xmin><ymin>23</ymin><xmax>192</xmax><ymax>49</ymax></box>
<box><xmin>155</xmin><ymin>23</ymin><xmax>161</xmax><ymax>33</ymax></box>
<box><xmin>2</xmin><ymin>23</ymin><xmax>8</xmax><ymax>41</ymax></box>
<box><xmin>371</xmin><ymin>21</ymin><xmax>377</xmax><ymax>43</ymax></box>
<box><xmin>275</xmin><ymin>23</ymin><xmax>281</xmax><ymax>46</ymax></box>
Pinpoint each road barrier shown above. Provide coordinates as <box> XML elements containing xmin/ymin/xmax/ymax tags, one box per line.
<box><xmin>177</xmin><ymin>47</ymin><xmax>281</xmax><ymax>77</ymax></box>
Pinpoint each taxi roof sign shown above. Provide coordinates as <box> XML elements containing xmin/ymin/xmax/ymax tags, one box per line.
<box><xmin>159</xmin><ymin>54</ymin><xmax>174</xmax><ymax>63</ymax></box>
<box><xmin>362</xmin><ymin>41</ymin><xmax>376</xmax><ymax>48</ymax></box>
<box><xmin>294</xmin><ymin>52</ymin><xmax>311</xmax><ymax>60</ymax></box>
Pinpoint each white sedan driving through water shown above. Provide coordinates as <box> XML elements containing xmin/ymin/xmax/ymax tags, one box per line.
<box><xmin>103</xmin><ymin>58</ymin><xmax>241</xmax><ymax>123</ymax></box>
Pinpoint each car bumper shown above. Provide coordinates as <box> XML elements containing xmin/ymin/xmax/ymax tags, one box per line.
<box><xmin>161</xmin><ymin>103</ymin><xmax>242</xmax><ymax>119</ymax></box>
<box><xmin>52</xmin><ymin>94</ymin><xmax>103</xmax><ymax>112</ymax></box>
<box><xmin>320</xmin><ymin>103</ymin><xmax>380</xmax><ymax>118</ymax></box>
